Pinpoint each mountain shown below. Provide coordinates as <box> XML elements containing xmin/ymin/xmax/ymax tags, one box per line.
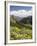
<box><xmin>10</xmin><ymin>15</ymin><xmax>16</xmax><ymax>26</ymax></box>
<box><xmin>20</xmin><ymin>16</ymin><xmax>32</xmax><ymax>25</ymax></box>
<box><xmin>10</xmin><ymin>15</ymin><xmax>32</xmax><ymax>25</ymax></box>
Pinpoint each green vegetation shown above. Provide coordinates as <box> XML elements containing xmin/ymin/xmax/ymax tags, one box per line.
<box><xmin>10</xmin><ymin>15</ymin><xmax>32</xmax><ymax>40</ymax></box>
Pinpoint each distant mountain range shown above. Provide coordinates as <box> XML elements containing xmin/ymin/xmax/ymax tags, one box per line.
<box><xmin>10</xmin><ymin>15</ymin><xmax>32</xmax><ymax>25</ymax></box>
<box><xmin>10</xmin><ymin>10</ymin><xmax>32</xmax><ymax>17</ymax></box>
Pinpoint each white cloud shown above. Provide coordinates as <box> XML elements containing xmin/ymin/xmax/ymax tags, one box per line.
<box><xmin>10</xmin><ymin>10</ymin><xmax>32</xmax><ymax>17</ymax></box>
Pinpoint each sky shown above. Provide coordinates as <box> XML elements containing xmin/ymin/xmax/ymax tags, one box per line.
<box><xmin>10</xmin><ymin>6</ymin><xmax>32</xmax><ymax>17</ymax></box>
<box><xmin>10</xmin><ymin>6</ymin><xmax>32</xmax><ymax>11</ymax></box>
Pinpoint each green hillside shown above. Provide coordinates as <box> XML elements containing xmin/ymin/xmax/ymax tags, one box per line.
<box><xmin>10</xmin><ymin>15</ymin><xmax>32</xmax><ymax>40</ymax></box>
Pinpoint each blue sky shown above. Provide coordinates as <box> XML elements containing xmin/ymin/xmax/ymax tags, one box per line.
<box><xmin>10</xmin><ymin>6</ymin><xmax>32</xmax><ymax>11</ymax></box>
